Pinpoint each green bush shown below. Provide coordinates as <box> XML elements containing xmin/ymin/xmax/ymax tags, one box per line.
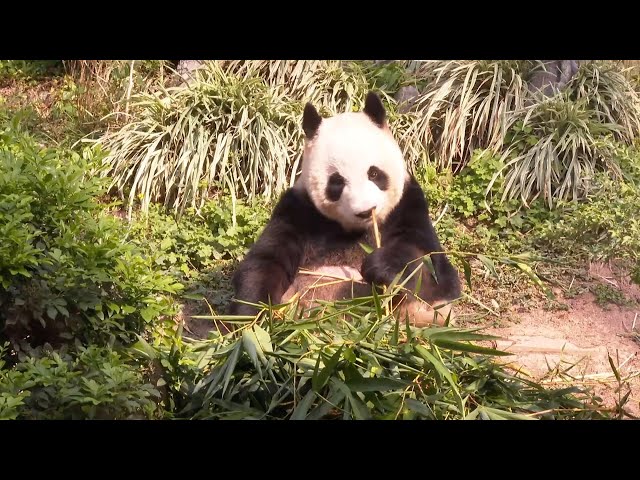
<box><xmin>122</xmin><ymin>196</ymin><xmax>272</xmax><ymax>317</ymax></box>
<box><xmin>0</xmin><ymin>341</ymin><xmax>160</xmax><ymax>420</ymax></box>
<box><xmin>223</xmin><ymin>60</ymin><xmax>375</xmax><ymax>115</ymax></box>
<box><xmin>0</xmin><ymin>60</ymin><xmax>64</xmax><ymax>82</ymax></box>
<box><xmin>530</xmin><ymin>170</ymin><xmax>640</xmax><ymax>282</ymax></box>
<box><xmin>99</xmin><ymin>62</ymin><xmax>303</xmax><ymax>217</ymax></box>
<box><xmin>400</xmin><ymin>60</ymin><xmax>640</xmax><ymax>208</ymax></box>
<box><xmin>569</xmin><ymin>61</ymin><xmax>640</xmax><ymax>144</ymax></box>
<box><xmin>418</xmin><ymin>149</ymin><xmax>548</xmax><ymax>250</ymax></box>
<box><xmin>130</xmin><ymin>198</ymin><xmax>270</xmax><ymax>273</ymax></box>
<box><xmin>0</xmin><ymin>122</ymin><xmax>182</xmax><ymax>347</ymax></box>
<box><xmin>494</xmin><ymin>97</ymin><xmax>624</xmax><ymax>208</ymax></box>
<box><xmin>399</xmin><ymin>60</ymin><xmax>535</xmax><ymax>173</ymax></box>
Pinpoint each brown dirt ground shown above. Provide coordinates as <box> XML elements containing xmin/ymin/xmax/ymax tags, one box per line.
<box><xmin>482</xmin><ymin>261</ymin><xmax>640</xmax><ymax>418</ymax></box>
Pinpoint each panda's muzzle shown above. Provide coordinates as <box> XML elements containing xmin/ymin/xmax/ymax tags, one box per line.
<box><xmin>356</xmin><ymin>207</ymin><xmax>376</xmax><ymax>219</ymax></box>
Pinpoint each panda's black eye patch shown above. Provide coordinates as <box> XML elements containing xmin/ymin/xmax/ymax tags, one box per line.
<box><xmin>326</xmin><ymin>172</ymin><xmax>345</xmax><ymax>202</ymax></box>
<box><xmin>368</xmin><ymin>166</ymin><xmax>389</xmax><ymax>191</ymax></box>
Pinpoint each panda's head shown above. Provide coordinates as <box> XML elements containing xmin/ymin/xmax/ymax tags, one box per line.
<box><xmin>295</xmin><ymin>91</ymin><xmax>409</xmax><ymax>232</ymax></box>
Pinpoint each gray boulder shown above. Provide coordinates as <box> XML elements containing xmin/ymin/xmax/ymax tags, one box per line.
<box><xmin>394</xmin><ymin>85</ymin><xmax>420</xmax><ymax>113</ymax></box>
<box><xmin>527</xmin><ymin>60</ymin><xmax>580</xmax><ymax>97</ymax></box>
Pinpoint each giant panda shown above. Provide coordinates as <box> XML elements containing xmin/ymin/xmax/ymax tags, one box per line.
<box><xmin>228</xmin><ymin>91</ymin><xmax>461</xmax><ymax>326</ymax></box>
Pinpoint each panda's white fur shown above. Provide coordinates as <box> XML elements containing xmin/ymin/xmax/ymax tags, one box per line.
<box><xmin>293</xmin><ymin>110</ymin><xmax>409</xmax><ymax>232</ymax></box>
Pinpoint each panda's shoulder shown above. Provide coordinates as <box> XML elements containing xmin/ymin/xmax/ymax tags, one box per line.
<box><xmin>397</xmin><ymin>175</ymin><xmax>430</xmax><ymax>211</ymax></box>
<box><xmin>269</xmin><ymin>187</ymin><xmax>332</xmax><ymax>234</ymax></box>
<box><xmin>272</xmin><ymin>187</ymin><xmax>316</xmax><ymax>216</ymax></box>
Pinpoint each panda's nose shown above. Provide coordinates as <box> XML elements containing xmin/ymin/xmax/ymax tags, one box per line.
<box><xmin>356</xmin><ymin>207</ymin><xmax>375</xmax><ymax>219</ymax></box>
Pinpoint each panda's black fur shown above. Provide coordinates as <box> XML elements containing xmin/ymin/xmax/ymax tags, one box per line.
<box><xmin>228</xmin><ymin>92</ymin><xmax>461</xmax><ymax>323</ymax></box>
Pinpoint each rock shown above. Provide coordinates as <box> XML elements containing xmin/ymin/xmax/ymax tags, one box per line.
<box><xmin>527</xmin><ymin>60</ymin><xmax>580</xmax><ymax>97</ymax></box>
<box><xmin>176</xmin><ymin>60</ymin><xmax>204</xmax><ymax>77</ymax></box>
<box><xmin>394</xmin><ymin>85</ymin><xmax>420</xmax><ymax>113</ymax></box>
<box><xmin>167</xmin><ymin>60</ymin><xmax>206</xmax><ymax>86</ymax></box>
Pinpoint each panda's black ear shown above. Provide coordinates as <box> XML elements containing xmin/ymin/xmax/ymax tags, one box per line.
<box><xmin>363</xmin><ymin>91</ymin><xmax>386</xmax><ymax>128</ymax></box>
<box><xmin>302</xmin><ymin>103</ymin><xmax>322</xmax><ymax>139</ymax></box>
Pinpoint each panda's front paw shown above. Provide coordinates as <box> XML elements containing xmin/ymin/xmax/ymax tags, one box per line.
<box><xmin>361</xmin><ymin>247</ymin><xmax>396</xmax><ymax>287</ymax></box>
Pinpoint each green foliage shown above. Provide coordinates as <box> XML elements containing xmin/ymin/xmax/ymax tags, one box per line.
<box><xmin>568</xmin><ymin>61</ymin><xmax>640</xmax><ymax>143</ymax></box>
<box><xmin>398</xmin><ymin>60</ymin><xmax>640</xmax><ymax>208</ymax></box>
<box><xmin>360</xmin><ymin>61</ymin><xmax>424</xmax><ymax>96</ymax></box>
<box><xmin>0</xmin><ymin>74</ymin><xmax>102</xmax><ymax>146</ymax></box>
<box><xmin>0</xmin><ymin>60</ymin><xmax>64</xmax><ymax>82</ymax></box>
<box><xmin>132</xmin><ymin>299</ymin><xmax>606</xmax><ymax>420</ymax></box>
<box><xmin>123</xmin><ymin>196</ymin><xmax>272</xmax><ymax>316</ymax></box>
<box><xmin>129</xmin><ymin>197</ymin><xmax>270</xmax><ymax>279</ymax></box>
<box><xmin>449</xmin><ymin>150</ymin><xmax>518</xmax><ymax>219</ymax></box>
<box><xmin>525</xmin><ymin>139</ymin><xmax>640</xmax><ymax>282</ymax></box>
<box><xmin>399</xmin><ymin>60</ymin><xmax>534</xmax><ymax>172</ymax></box>
<box><xmin>484</xmin><ymin>61</ymin><xmax>640</xmax><ymax>208</ymax></box>
<box><xmin>592</xmin><ymin>284</ymin><xmax>632</xmax><ymax>309</ymax></box>
<box><xmin>418</xmin><ymin>150</ymin><xmax>548</xmax><ymax>253</ymax></box>
<box><xmin>0</xmin><ymin>341</ymin><xmax>161</xmax><ymax>420</ymax></box>
<box><xmin>0</xmin><ymin>122</ymin><xmax>182</xmax><ymax>346</ymax></box>
<box><xmin>0</xmin><ymin>61</ymin><xmax>167</xmax><ymax>146</ymax></box>
<box><xmin>129</xmin><ymin>324</ymin><xmax>203</xmax><ymax>416</ymax></box>
<box><xmin>224</xmin><ymin>60</ymin><xmax>375</xmax><ymax>115</ymax></box>
<box><xmin>63</xmin><ymin>61</ymin><xmax>158</xmax><ymax>134</ymax></box>
<box><xmin>530</xmin><ymin>170</ymin><xmax>640</xmax><ymax>269</ymax></box>
<box><xmin>424</xmin><ymin>139</ymin><xmax>640</xmax><ymax>289</ymax></box>
<box><xmin>414</xmin><ymin>162</ymin><xmax>453</xmax><ymax>209</ymax></box>
<box><xmin>50</xmin><ymin>76</ymin><xmax>81</xmax><ymax>124</ymax></box>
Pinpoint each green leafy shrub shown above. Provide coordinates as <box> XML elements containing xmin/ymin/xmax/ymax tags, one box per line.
<box><xmin>99</xmin><ymin>62</ymin><xmax>304</xmax><ymax>217</ymax></box>
<box><xmin>398</xmin><ymin>60</ymin><xmax>640</xmax><ymax>208</ymax></box>
<box><xmin>421</xmin><ymin>149</ymin><xmax>548</xmax><ymax>248</ymax></box>
<box><xmin>0</xmin><ymin>341</ymin><xmax>160</xmax><ymax>419</ymax></box>
<box><xmin>0</xmin><ymin>60</ymin><xmax>64</xmax><ymax>83</ymax></box>
<box><xmin>128</xmin><ymin>197</ymin><xmax>271</xmax><ymax>279</ymax></box>
<box><xmin>529</xmin><ymin>165</ymin><xmax>640</xmax><ymax>282</ymax></box>
<box><xmin>223</xmin><ymin>60</ymin><xmax>374</xmax><ymax>115</ymax></box>
<box><xmin>124</xmin><ymin>196</ymin><xmax>272</xmax><ymax>317</ymax></box>
<box><xmin>449</xmin><ymin>150</ymin><xmax>519</xmax><ymax>219</ymax></box>
<box><xmin>568</xmin><ymin>61</ymin><xmax>640</xmax><ymax>143</ymax></box>
<box><xmin>0</xmin><ymin>122</ymin><xmax>182</xmax><ymax>347</ymax></box>
<box><xmin>360</xmin><ymin>61</ymin><xmax>425</xmax><ymax>96</ymax></box>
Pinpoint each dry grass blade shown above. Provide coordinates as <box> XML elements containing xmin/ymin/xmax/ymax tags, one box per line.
<box><xmin>97</xmin><ymin>60</ymin><xmax>378</xmax><ymax>217</ymax></box>
<box><xmin>398</xmin><ymin>60</ymin><xmax>533</xmax><ymax>173</ymax></box>
<box><xmin>372</xmin><ymin>208</ymin><xmax>381</xmax><ymax>249</ymax></box>
<box><xmin>569</xmin><ymin>61</ymin><xmax>640</xmax><ymax>143</ymax></box>
<box><xmin>491</xmin><ymin>94</ymin><xmax>624</xmax><ymax>207</ymax></box>
<box><xmin>98</xmin><ymin>62</ymin><xmax>303</xmax><ymax>217</ymax></box>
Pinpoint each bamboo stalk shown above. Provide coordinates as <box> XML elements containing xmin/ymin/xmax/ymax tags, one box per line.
<box><xmin>372</xmin><ymin>209</ymin><xmax>390</xmax><ymax>317</ymax></box>
<box><xmin>372</xmin><ymin>208</ymin><xmax>381</xmax><ymax>249</ymax></box>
